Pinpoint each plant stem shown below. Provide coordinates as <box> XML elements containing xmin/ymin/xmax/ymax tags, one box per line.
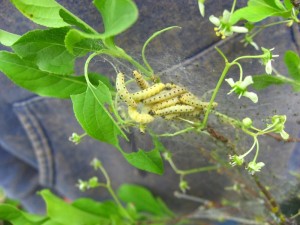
<box><xmin>230</xmin><ymin>0</ymin><xmax>237</xmax><ymax>15</ymax></box>
<box><xmin>158</xmin><ymin>126</ymin><xmax>195</xmax><ymax>137</ymax></box>
<box><xmin>233</xmin><ymin>54</ymin><xmax>264</xmax><ymax>63</ymax></box>
<box><xmin>253</xmin><ymin>175</ymin><xmax>286</xmax><ymax>225</ymax></box>
<box><xmin>167</xmin><ymin>156</ymin><xmax>219</xmax><ymax>176</ymax></box>
<box><xmin>247</xmin><ymin>20</ymin><xmax>291</xmax><ymax>40</ymax></box>
<box><xmin>99</xmin><ymin>166</ymin><xmax>133</xmax><ymax>221</ymax></box>
<box><xmin>202</xmin><ymin>63</ymin><xmax>230</xmax><ymax>128</ymax></box>
<box><xmin>84</xmin><ymin>52</ymin><xmax>102</xmax><ymax>85</ymax></box>
<box><xmin>240</xmin><ymin>137</ymin><xmax>257</xmax><ymax>158</ymax></box>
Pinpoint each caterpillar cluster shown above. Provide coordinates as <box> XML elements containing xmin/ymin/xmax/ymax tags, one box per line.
<box><xmin>116</xmin><ymin>71</ymin><xmax>218</xmax><ymax>125</ymax></box>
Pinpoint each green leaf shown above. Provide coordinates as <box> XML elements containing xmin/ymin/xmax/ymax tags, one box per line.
<box><xmin>0</xmin><ymin>204</ymin><xmax>46</xmax><ymax>225</ymax></box>
<box><xmin>72</xmin><ymin>199</ymin><xmax>121</xmax><ymax>219</ymax></box>
<box><xmin>10</xmin><ymin>0</ymin><xmax>69</xmax><ymax>27</ymax></box>
<box><xmin>93</xmin><ymin>0</ymin><xmax>138</xmax><ymax>38</ymax></box>
<box><xmin>117</xmin><ymin>184</ymin><xmax>173</xmax><ymax>217</ymax></box>
<box><xmin>89</xmin><ymin>72</ymin><xmax>115</xmax><ymax>91</ymax></box>
<box><xmin>284</xmin><ymin>0</ymin><xmax>293</xmax><ymax>9</ymax></box>
<box><xmin>252</xmin><ymin>74</ymin><xmax>286</xmax><ymax>90</ymax></box>
<box><xmin>12</xmin><ymin>27</ymin><xmax>75</xmax><ymax>75</ymax></box>
<box><xmin>71</xmin><ymin>83</ymin><xmax>126</xmax><ymax>148</ymax></box>
<box><xmin>123</xmin><ymin>135</ymin><xmax>164</xmax><ymax>174</ymax></box>
<box><xmin>42</xmin><ymin>221</ymin><xmax>64</xmax><ymax>225</ymax></box>
<box><xmin>42</xmin><ymin>220</ymin><xmax>65</xmax><ymax>225</ymax></box>
<box><xmin>292</xmin><ymin>83</ymin><xmax>300</xmax><ymax>91</ymax></box>
<box><xmin>59</xmin><ymin>9</ymin><xmax>96</xmax><ymax>34</ymax></box>
<box><xmin>0</xmin><ymin>29</ymin><xmax>20</xmax><ymax>46</ymax></box>
<box><xmin>231</xmin><ymin>6</ymin><xmax>278</xmax><ymax>23</ymax></box>
<box><xmin>230</xmin><ymin>0</ymin><xmax>290</xmax><ymax>24</ymax></box>
<box><xmin>284</xmin><ymin>50</ymin><xmax>300</xmax><ymax>81</ymax></box>
<box><xmin>0</xmin><ymin>51</ymin><xmax>88</xmax><ymax>98</ymax></box>
<box><xmin>40</xmin><ymin>190</ymin><xmax>108</xmax><ymax>225</ymax></box>
<box><xmin>65</xmin><ymin>29</ymin><xmax>104</xmax><ymax>57</ymax></box>
<box><xmin>123</xmin><ymin>148</ymin><xmax>163</xmax><ymax>174</ymax></box>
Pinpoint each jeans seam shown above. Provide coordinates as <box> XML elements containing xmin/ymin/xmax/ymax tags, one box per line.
<box><xmin>13</xmin><ymin>97</ymin><xmax>54</xmax><ymax>188</ymax></box>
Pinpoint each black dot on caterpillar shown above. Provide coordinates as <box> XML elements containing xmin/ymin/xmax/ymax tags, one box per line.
<box><xmin>116</xmin><ymin>73</ymin><xmax>137</xmax><ymax>107</ymax></box>
<box><xmin>128</xmin><ymin>106</ymin><xmax>154</xmax><ymax>124</ymax></box>
<box><xmin>165</xmin><ymin>83</ymin><xmax>177</xmax><ymax>90</ymax></box>
<box><xmin>150</xmin><ymin>97</ymin><xmax>180</xmax><ymax>111</ymax></box>
<box><xmin>180</xmin><ymin>93</ymin><xmax>218</xmax><ymax>109</ymax></box>
<box><xmin>131</xmin><ymin>83</ymin><xmax>165</xmax><ymax>101</ymax></box>
<box><xmin>154</xmin><ymin>104</ymin><xmax>195</xmax><ymax>116</ymax></box>
<box><xmin>143</xmin><ymin>86</ymin><xmax>187</xmax><ymax>104</ymax></box>
<box><xmin>133</xmin><ymin>70</ymin><xmax>150</xmax><ymax>90</ymax></box>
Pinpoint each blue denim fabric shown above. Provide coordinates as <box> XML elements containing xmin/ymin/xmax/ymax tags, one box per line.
<box><xmin>0</xmin><ymin>0</ymin><xmax>300</xmax><ymax>217</ymax></box>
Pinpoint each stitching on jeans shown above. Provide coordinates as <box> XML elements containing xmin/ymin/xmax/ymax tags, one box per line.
<box><xmin>13</xmin><ymin>97</ymin><xmax>54</xmax><ymax>187</ymax></box>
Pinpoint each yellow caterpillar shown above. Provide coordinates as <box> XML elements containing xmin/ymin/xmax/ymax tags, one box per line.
<box><xmin>165</xmin><ymin>83</ymin><xmax>178</xmax><ymax>90</ymax></box>
<box><xmin>177</xmin><ymin>109</ymin><xmax>204</xmax><ymax>118</ymax></box>
<box><xmin>116</xmin><ymin>73</ymin><xmax>137</xmax><ymax>107</ymax></box>
<box><xmin>133</xmin><ymin>70</ymin><xmax>149</xmax><ymax>90</ymax></box>
<box><xmin>143</xmin><ymin>86</ymin><xmax>187</xmax><ymax>104</ymax></box>
<box><xmin>150</xmin><ymin>97</ymin><xmax>180</xmax><ymax>111</ymax></box>
<box><xmin>153</xmin><ymin>104</ymin><xmax>195</xmax><ymax>116</ymax></box>
<box><xmin>128</xmin><ymin>106</ymin><xmax>154</xmax><ymax>124</ymax></box>
<box><xmin>180</xmin><ymin>93</ymin><xmax>218</xmax><ymax>109</ymax></box>
<box><xmin>131</xmin><ymin>83</ymin><xmax>165</xmax><ymax>101</ymax></box>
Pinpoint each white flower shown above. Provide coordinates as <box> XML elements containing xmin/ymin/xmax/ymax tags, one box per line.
<box><xmin>209</xmin><ymin>10</ymin><xmax>248</xmax><ymax>39</ymax></box>
<box><xmin>261</xmin><ymin>47</ymin><xmax>279</xmax><ymax>75</ymax></box>
<box><xmin>225</xmin><ymin>76</ymin><xmax>258</xmax><ymax>103</ymax></box>
<box><xmin>265</xmin><ymin>60</ymin><xmax>273</xmax><ymax>74</ymax></box>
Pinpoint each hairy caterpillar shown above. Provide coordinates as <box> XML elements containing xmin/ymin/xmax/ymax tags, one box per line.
<box><xmin>116</xmin><ymin>73</ymin><xmax>137</xmax><ymax>107</ymax></box>
<box><xmin>133</xmin><ymin>70</ymin><xmax>150</xmax><ymax>90</ymax></box>
<box><xmin>128</xmin><ymin>106</ymin><xmax>154</xmax><ymax>124</ymax></box>
<box><xmin>180</xmin><ymin>93</ymin><xmax>218</xmax><ymax>109</ymax></box>
<box><xmin>153</xmin><ymin>104</ymin><xmax>195</xmax><ymax>116</ymax></box>
<box><xmin>150</xmin><ymin>97</ymin><xmax>180</xmax><ymax>111</ymax></box>
<box><xmin>131</xmin><ymin>83</ymin><xmax>165</xmax><ymax>101</ymax></box>
<box><xmin>143</xmin><ymin>86</ymin><xmax>187</xmax><ymax>104</ymax></box>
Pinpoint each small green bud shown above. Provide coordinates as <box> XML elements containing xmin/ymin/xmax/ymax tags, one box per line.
<box><xmin>270</xmin><ymin>115</ymin><xmax>289</xmax><ymax>140</ymax></box>
<box><xmin>242</xmin><ymin>117</ymin><xmax>253</xmax><ymax>128</ymax></box>
<box><xmin>77</xmin><ymin>179</ymin><xmax>89</xmax><ymax>191</ymax></box>
<box><xmin>179</xmin><ymin>180</ymin><xmax>190</xmax><ymax>193</ymax></box>
<box><xmin>90</xmin><ymin>158</ymin><xmax>102</xmax><ymax>170</ymax></box>
<box><xmin>247</xmin><ymin>161</ymin><xmax>265</xmax><ymax>175</ymax></box>
<box><xmin>163</xmin><ymin>152</ymin><xmax>172</xmax><ymax>161</ymax></box>
<box><xmin>229</xmin><ymin>155</ymin><xmax>244</xmax><ymax>167</ymax></box>
<box><xmin>69</xmin><ymin>132</ymin><xmax>82</xmax><ymax>145</ymax></box>
<box><xmin>88</xmin><ymin>177</ymin><xmax>100</xmax><ymax>188</ymax></box>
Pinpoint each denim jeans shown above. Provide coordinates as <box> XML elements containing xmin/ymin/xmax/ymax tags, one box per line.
<box><xmin>0</xmin><ymin>0</ymin><xmax>300</xmax><ymax>215</ymax></box>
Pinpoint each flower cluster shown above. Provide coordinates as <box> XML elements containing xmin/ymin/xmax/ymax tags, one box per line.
<box><xmin>268</xmin><ymin>115</ymin><xmax>289</xmax><ymax>140</ymax></box>
<box><xmin>228</xmin><ymin>114</ymin><xmax>289</xmax><ymax>175</ymax></box>
<box><xmin>77</xmin><ymin>177</ymin><xmax>100</xmax><ymax>191</ymax></box>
